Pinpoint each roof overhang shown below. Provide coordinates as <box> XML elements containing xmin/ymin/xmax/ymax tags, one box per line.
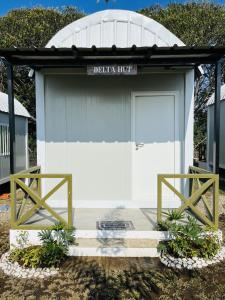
<box><xmin>0</xmin><ymin>45</ymin><xmax>224</xmax><ymax>69</ymax></box>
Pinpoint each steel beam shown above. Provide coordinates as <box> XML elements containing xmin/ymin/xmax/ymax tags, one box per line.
<box><xmin>213</xmin><ymin>59</ymin><xmax>223</xmax><ymax>174</ymax></box>
<box><xmin>6</xmin><ymin>62</ymin><xmax>15</xmax><ymax>174</ymax></box>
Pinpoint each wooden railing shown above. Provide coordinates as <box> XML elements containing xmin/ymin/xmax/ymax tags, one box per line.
<box><xmin>189</xmin><ymin>165</ymin><xmax>210</xmax><ymax>174</ymax></box>
<box><xmin>10</xmin><ymin>167</ymin><xmax>72</xmax><ymax>230</ymax></box>
<box><xmin>157</xmin><ymin>169</ymin><xmax>219</xmax><ymax>229</ymax></box>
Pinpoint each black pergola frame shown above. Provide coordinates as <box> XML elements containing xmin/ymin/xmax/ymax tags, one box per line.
<box><xmin>0</xmin><ymin>45</ymin><xmax>224</xmax><ymax>175</ymax></box>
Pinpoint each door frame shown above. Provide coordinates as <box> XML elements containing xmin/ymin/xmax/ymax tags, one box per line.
<box><xmin>131</xmin><ymin>91</ymin><xmax>181</xmax><ymax>204</ymax></box>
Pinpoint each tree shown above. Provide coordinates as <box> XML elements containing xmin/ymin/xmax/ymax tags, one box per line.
<box><xmin>140</xmin><ymin>2</ymin><xmax>225</xmax><ymax>155</ymax></box>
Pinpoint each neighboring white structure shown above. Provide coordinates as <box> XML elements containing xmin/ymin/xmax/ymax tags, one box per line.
<box><xmin>207</xmin><ymin>84</ymin><xmax>225</xmax><ymax>171</ymax></box>
<box><xmin>0</xmin><ymin>92</ymin><xmax>30</xmax><ymax>184</ymax></box>
<box><xmin>36</xmin><ymin>10</ymin><xmax>194</xmax><ymax>209</ymax></box>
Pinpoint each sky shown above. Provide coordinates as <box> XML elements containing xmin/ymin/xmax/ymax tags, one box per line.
<box><xmin>1</xmin><ymin>0</ymin><xmax>224</xmax><ymax>16</ymax></box>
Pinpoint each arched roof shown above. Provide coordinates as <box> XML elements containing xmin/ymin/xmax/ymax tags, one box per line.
<box><xmin>0</xmin><ymin>92</ymin><xmax>30</xmax><ymax>118</ymax></box>
<box><xmin>207</xmin><ymin>84</ymin><xmax>225</xmax><ymax>106</ymax></box>
<box><xmin>46</xmin><ymin>10</ymin><xmax>184</xmax><ymax>48</ymax></box>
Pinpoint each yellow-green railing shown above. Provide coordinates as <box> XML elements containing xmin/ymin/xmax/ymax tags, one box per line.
<box><xmin>157</xmin><ymin>170</ymin><xmax>219</xmax><ymax>229</ymax></box>
<box><xmin>10</xmin><ymin>168</ymin><xmax>72</xmax><ymax>230</ymax></box>
<box><xmin>189</xmin><ymin>165</ymin><xmax>210</xmax><ymax>174</ymax></box>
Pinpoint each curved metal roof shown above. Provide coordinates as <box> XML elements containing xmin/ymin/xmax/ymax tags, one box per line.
<box><xmin>0</xmin><ymin>91</ymin><xmax>30</xmax><ymax>118</ymax></box>
<box><xmin>46</xmin><ymin>9</ymin><xmax>184</xmax><ymax>48</ymax></box>
<box><xmin>207</xmin><ymin>84</ymin><xmax>225</xmax><ymax>106</ymax></box>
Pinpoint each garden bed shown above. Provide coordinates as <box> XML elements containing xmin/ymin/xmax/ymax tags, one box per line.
<box><xmin>0</xmin><ymin>252</ymin><xmax>58</xmax><ymax>279</ymax></box>
<box><xmin>1</xmin><ymin>204</ymin><xmax>225</xmax><ymax>299</ymax></box>
<box><xmin>160</xmin><ymin>247</ymin><xmax>225</xmax><ymax>269</ymax></box>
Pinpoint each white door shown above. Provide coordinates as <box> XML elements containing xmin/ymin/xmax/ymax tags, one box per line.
<box><xmin>132</xmin><ymin>92</ymin><xmax>180</xmax><ymax>207</ymax></box>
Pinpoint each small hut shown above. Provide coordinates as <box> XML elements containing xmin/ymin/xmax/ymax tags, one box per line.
<box><xmin>36</xmin><ymin>9</ymin><xmax>194</xmax><ymax>209</ymax></box>
<box><xmin>2</xmin><ymin>9</ymin><xmax>225</xmax><ymax>254</ymax></box>
<box><xmin>0</xmin><ymin>92</ymin><xmax>30</xmax><ymax>184</ymax></box>
<box><xmin>207</xmin><ymin>84</ymin><xmax>225</xmax><ymax>172</ymax></box>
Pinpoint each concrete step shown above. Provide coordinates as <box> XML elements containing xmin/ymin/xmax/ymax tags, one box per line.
<box><xmin>68</xmin><ymin>246</ymin><xmax>159</xmax><ymax>257</ymax></box>
<box><xmin>68</xmin><ymin>237</ymin><xmax>160</xmax><ymax>257</ymax></box>
<box><xmin>75</xmin><ymin>238</ymin><xmax>159</xmax><ymax>248</ymax></box>
<box><xmin>75</xmin><ymin>230</ymin><xmax>169</xmax><ymax>240</ymax></box>
<box><xmin>10</xmin><ymin>229</ymin><xmax>166</xmax><ymax>257</ymax></box>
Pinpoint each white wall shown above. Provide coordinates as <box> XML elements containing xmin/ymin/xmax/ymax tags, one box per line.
<box><xmin>36</xmin><ymin>70</ymin><xmax>194</xmax><ymax>208</ymax></box>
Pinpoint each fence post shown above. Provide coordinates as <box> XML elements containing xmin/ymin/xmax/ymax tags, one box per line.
<box><xmin>67</xmin><ymin>175</ymin><xmax>73</xmax><ymax>227</ymax></box>
<box><xmin>10</xmin><ymin>175</ymin><xmax>16</xmax><ymax>228</ymax></box>
<box><xmin>37</xmin><ymin>178</ymin><xmax>42</xmax><ymax>197</ymax></box>
<box><xmin>157</xmin><ymin>175</ymin><xmax>162</xmax><ymax>223</ymax></box>
<box><xmin>213</xmin><ymin>175</ymin><xmax>219</xmax><ymax>229</ymax></box>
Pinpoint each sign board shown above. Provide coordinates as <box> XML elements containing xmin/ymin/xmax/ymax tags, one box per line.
<box><xmin>87</xmin><ymin>64</ymin><xmax>137</xmax><ymax>75</ymax></box>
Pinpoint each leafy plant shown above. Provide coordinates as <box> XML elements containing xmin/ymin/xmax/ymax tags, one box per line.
<box><xmin>168</xmin><ymin>216</ymin><xmax>203</xmax><ymax>240</ymax></box>
<box><xmin>157</xmin><ymin>216</ymin><xmax>221</xmax><ymax>259</ymax></box>
<box><xmin>9</xmin><ymin>248</ymin><xmax>25</xmax><ymax>264</ymax></box>
<box><xmin>39</xmin><ymin>222</ymin><xmax>75</xmax><ymax>249</ymax></box>
<box><xmin>9</xmin><ymin>223</ymin><xmax>75</xmax><ymax>268</ymax></box>
<box><xmin>164</xmin><ymin>210</ymin><xmax>185</xmax><ymax>221</ymax></box>
<box><xmin>156</xmin><ymin>210</ymin><xmax>185</xmax><ymax>231</ymax></box>
<box><xmin>9</xmin><ymin>246</ymin><xmax>43</xmax><ymax>268</ymax></box>
<box><xmin>40</xmin><ymin>241</ymin><xmax>67</xmax><ymax>267</ymax></box>
<box><xmin>37</xmin><ymin>222</ymin><xmax>75</xmax><ymax>267</ymax></box>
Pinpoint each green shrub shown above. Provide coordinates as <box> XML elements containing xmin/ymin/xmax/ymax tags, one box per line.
<box><xmin>40</xmin><ymin>241</ymin><xmax>67</xmax><ymax>267</ymax></box>
<box><xmin>157</xmin><ymin>216</ymin><xmax>221</xmax><ymax>259</ymax></box>
<box><xmin>9</xmin><ymin>248</ymin><xmax>25</xmax><ymax>264</ymax></box>
<box><xmin>9</xmin><ymin>245</ymin><xmax>44</xmax><ymax>268</ymax></box>
<box><xmin>37</xmin><ymin>223</ymin><xmax>75</xmax><ymax>267</ymax></box>
<box><xmin>196</xmin><ymin>235</ymin><xmax>221</xmax><ymax>259</ymax></box>
<box><xmin>9</xmin><ymin>223</ymin><xmax>75</xmax><ymax>268</ymax></box>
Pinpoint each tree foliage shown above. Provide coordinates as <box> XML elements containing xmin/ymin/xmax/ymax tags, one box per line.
<box><xmin>140</xmin><ymin>2</ymin><xmax>225</xmax><ymax>45</ymax></box>
<box><xmin>0</xmin><ymin>6</ymin><xmax>84</xmax><ymax>48</ymax></box>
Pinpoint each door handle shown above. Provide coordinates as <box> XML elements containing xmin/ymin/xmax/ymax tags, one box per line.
<box><xmin>136</xmin><ymin>143</ymin><xmax>144</xmax><ymax>150</ymax></box>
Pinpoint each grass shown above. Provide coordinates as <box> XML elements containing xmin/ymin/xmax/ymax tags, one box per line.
<box><xmin>0</xmin><ymin>208</ymin><xmax>225</xmax><ymax>299</ymax></box>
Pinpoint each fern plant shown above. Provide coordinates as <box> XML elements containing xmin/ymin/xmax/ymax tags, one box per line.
<box><xmin>164</xmin><ymin>209</ymin><xmax>185</xmax><ymax>222</ymax></box>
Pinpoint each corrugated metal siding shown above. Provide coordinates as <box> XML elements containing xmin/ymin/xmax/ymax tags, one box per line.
<box><xmin>207</xmin><ymin>102</ymin><xmax>225</xmax><ymax>168</ymax></box>
<box><xmin>0</xmin><ymin>92</ymin><xmax>30</xmax><ymax>118</ymax></box>
<box><xmin>0</xmin><ymin>112</ymin><xmax>28</xmax><ymax>182</ymax></box>
<box><xmin>46</xmin><ymin>10</ymin><xmax>184</xmax><ymax>48</ymax></box>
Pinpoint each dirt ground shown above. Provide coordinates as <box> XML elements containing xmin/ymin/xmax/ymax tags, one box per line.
<box><xmin>0</xmin><ymin>201</ymin><xmax>225</xmax><ymax>299</ymax></box>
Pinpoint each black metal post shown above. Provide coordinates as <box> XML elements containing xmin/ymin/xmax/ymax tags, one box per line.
<box><xmin>213</xmin><ymin>59</ymin><xmax>222</xmax><ymax>174</ymax></box>
<box><xmin>6</xmin><ymin>62</ymin><xmax>15</xmax><ymax>174</ymax></box>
